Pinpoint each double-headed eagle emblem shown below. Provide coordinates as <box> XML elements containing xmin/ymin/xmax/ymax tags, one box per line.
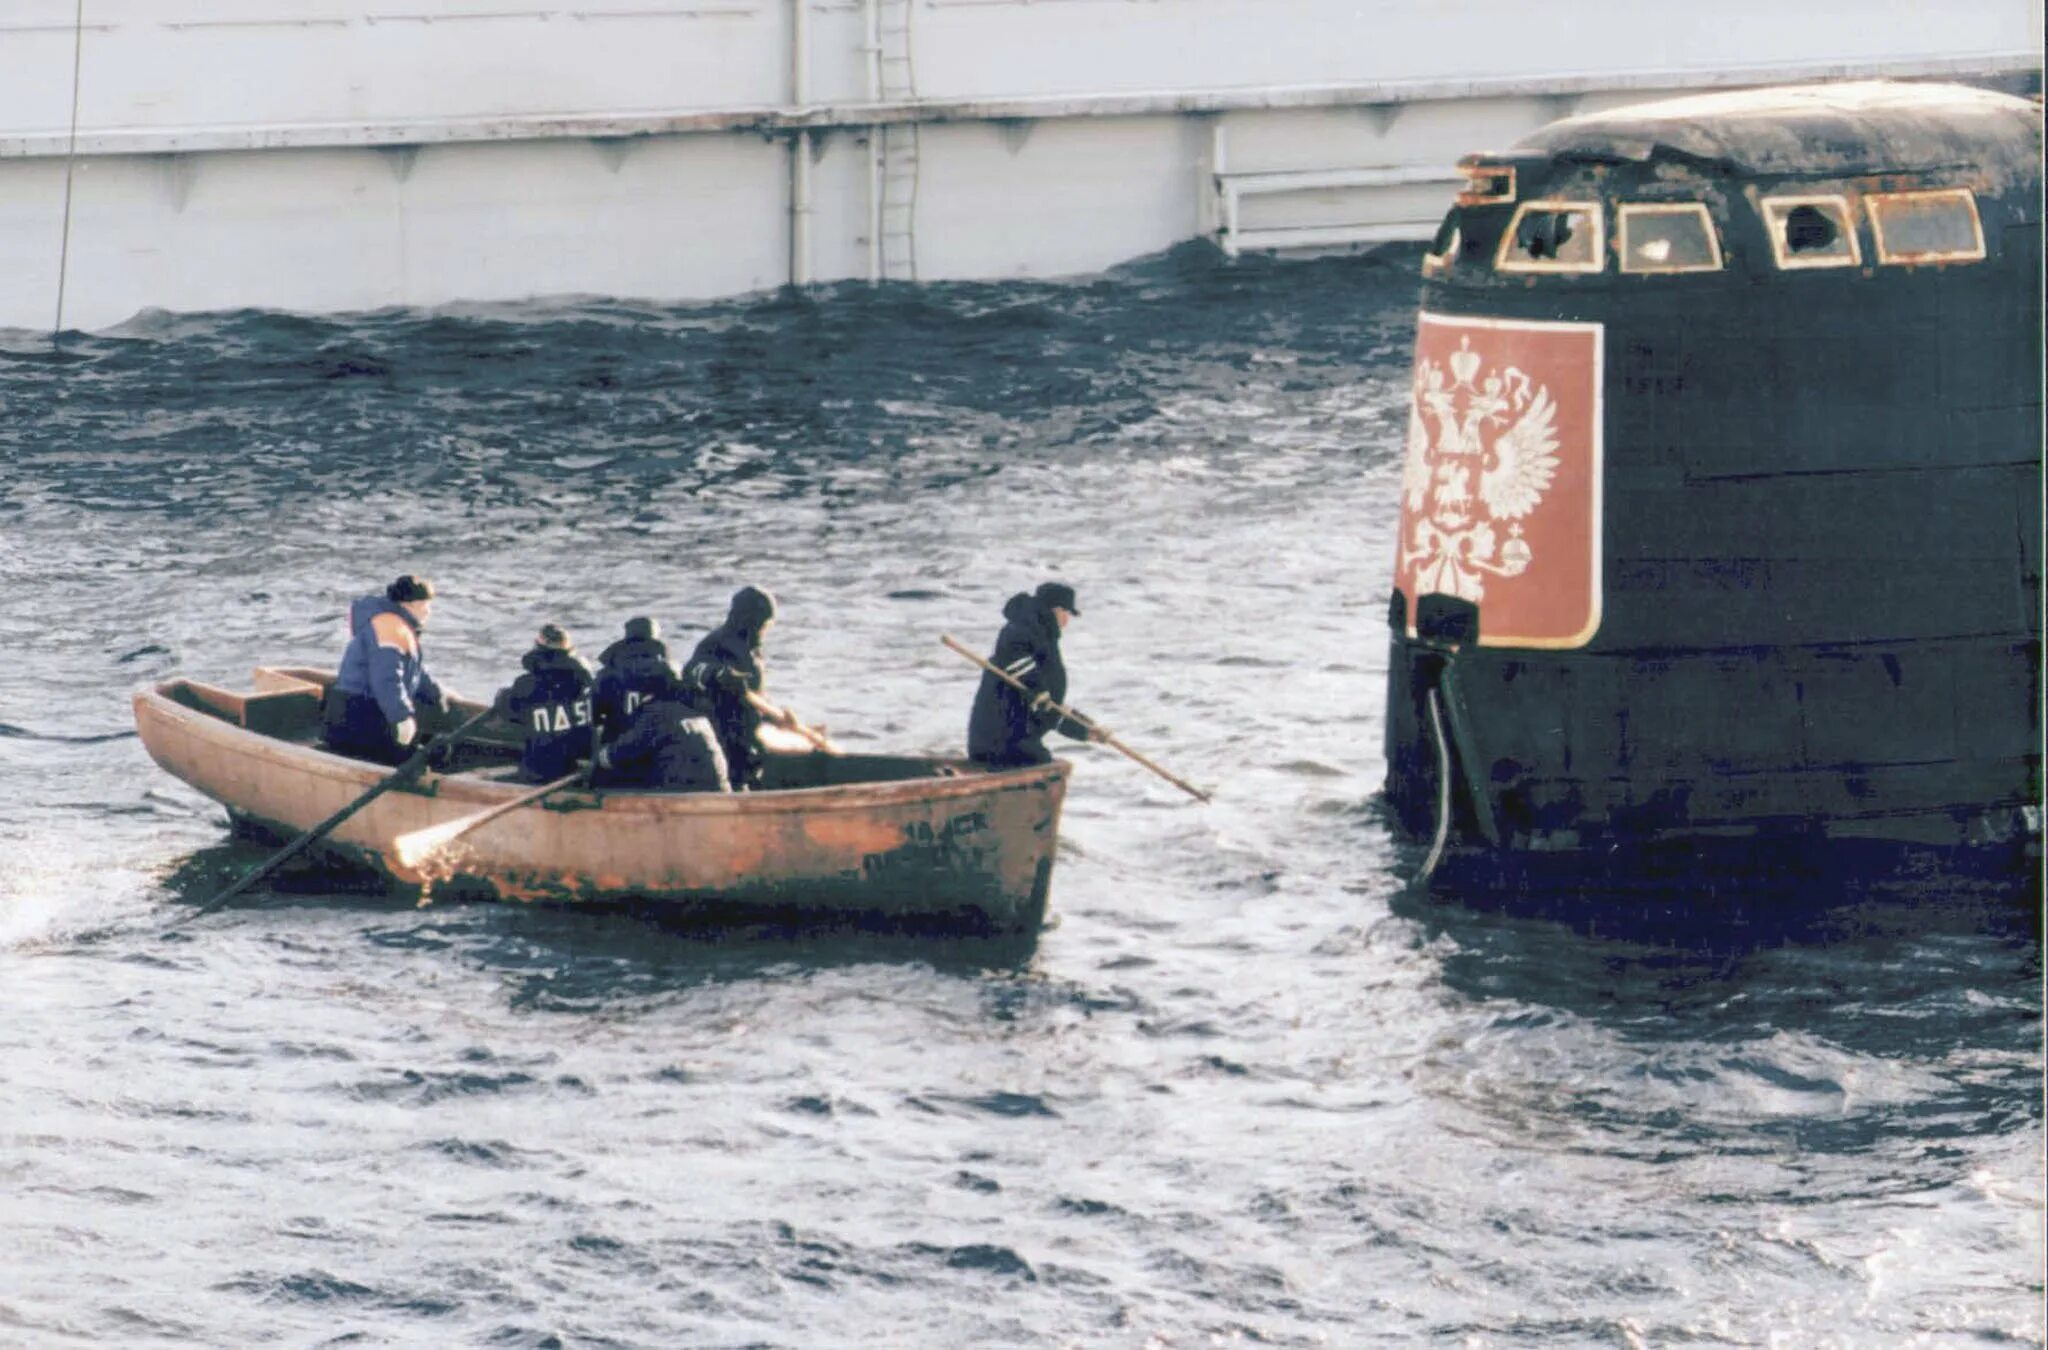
<box><xmin>1400</xmin><ymin>335</ymin><xmax>1560</xmax><ymax>603</ymax></box>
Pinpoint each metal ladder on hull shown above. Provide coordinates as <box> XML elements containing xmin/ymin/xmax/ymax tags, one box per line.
<box><xmin>868</xmin><ymin>0</ymin><xmax>919</xmax><ymax>281</ymax></box>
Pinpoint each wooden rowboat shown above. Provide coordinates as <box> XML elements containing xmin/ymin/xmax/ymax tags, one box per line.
<box><xmin>134</xmin><ymin>668</ymin><xmax>1070</xmax><ymax>933</ymax></box>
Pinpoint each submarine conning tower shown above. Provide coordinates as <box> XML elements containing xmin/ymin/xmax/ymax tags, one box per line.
<box><xmin>1381</xmin><ymin>80</ymin><xmax>2043</xmax><ymax>868</ymax></box>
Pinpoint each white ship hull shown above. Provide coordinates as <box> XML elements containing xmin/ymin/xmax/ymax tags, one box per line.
<box><xmin>1</xmin><ymin>0</ymin><xmax>2035</xmax><ymax>330</ymax></box>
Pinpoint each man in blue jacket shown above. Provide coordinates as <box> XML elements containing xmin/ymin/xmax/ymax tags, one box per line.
<box><xmin>967</xmin><ymin>581</ymin><xmax>1102</xmax><ymax>768</ymax></box>
<box><xmin>681</xmin><ymin>585</ymin><xmax>779</xmax><ymax>791</ymax></box>
<box><xmin>495</xmin><ymin>624</ymin><xmax>596</xmax><ymax>783</ymax></box>
<box><xmin>323</xmin><ymin>574</ymin><xmax>448</xmax><ymax>765</ymax></box>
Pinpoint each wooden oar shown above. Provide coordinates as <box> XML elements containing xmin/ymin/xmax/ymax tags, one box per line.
<box><xmin>173</xmin><ymin>705</ymin><xmax>497</xmax><ymax>927</ymax></box>
<box><xmin>743</xmin><ymin>689</ymin><xmax>843</xmax><ymax>755</ymax></box>
<box><xmin>941</xmin><ymin>634</ymin><xmax>1212</xmax><ymax>803</ymax></box>
<box><xmin>385</xmin><ymin>770</ymin><xmax>585</xmax><ymax>881</ymax></box>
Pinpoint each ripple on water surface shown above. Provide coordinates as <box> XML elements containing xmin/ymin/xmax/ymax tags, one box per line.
<box><xmin>1</xmin><ymin>246</ymin><xmax>2040</xmax><ymax>1346</ymax></box>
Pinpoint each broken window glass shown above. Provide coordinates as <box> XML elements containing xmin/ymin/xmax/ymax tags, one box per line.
<box><xmin>1497</xmin><ymin>202</ymin><xmax>1603</xmax><ymax>272</ymax></box>
<box><xmin>1761</xmin><ymin>196</ymin><xmax>1861</xmax><ymax>269</ymax></box>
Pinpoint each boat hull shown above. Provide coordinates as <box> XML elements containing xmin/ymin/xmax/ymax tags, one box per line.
<box><xmin>135</xmin><ymin>677</ymin><xmax>1068</xmax><ymax>933</ymax></box>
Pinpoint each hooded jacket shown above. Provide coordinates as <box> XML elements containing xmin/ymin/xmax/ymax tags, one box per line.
<box><xmin>967</xmin><ymin>592</ymin><xmax>1087</xmax><ymax>764</ymax></box>
<box><xmin>593</xmin><ymin>688</ymin><xmax>731</xmax><ymax>793</ymax></box>
<box><xmin>681</xmin><ymin>586</ymin><xmax>777</xmax><ymax>789</ymax></box>
<box><xmin>498</xmin><ymin>645</ymin><xmax>595</xmax><ymax>782</ymax></box>
<box><xmin>593</xmin><ymin>634</ymin><xmax>677</xmax><ymax>739</ymax></box>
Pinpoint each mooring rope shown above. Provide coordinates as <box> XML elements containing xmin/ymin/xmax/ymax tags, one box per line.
<box><xmin>53</xmin><ymin>0</ymin><xmax>87</xmax><ymax>338</ymax></box>
<box><xmin>1418</xmin><ymin>685</ymin><xmax>1454</xmax><ymax>882</ymax></box>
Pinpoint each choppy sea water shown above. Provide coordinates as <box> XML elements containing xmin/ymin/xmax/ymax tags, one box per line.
<box><xmin>1</xmin><ymin>247</ymin><xmax>2041</xmax><ymax>1348</ymax></box>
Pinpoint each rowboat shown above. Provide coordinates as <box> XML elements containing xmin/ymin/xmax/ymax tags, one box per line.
<box><xmin>133</xmin><ymin>668</ymin><xmax>1070</xmax><ymax>933</ymax></box>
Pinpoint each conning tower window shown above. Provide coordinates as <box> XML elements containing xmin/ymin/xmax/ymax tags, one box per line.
<box><xmin>1496</xmin><ymin>200</ymin><xmax>1605</xmax><ymax>274</ymax></box>
<box><xmin>1455</xmin><ymin>159</ymin><xmax>1516</xmax><ymax>207</ymax></box>
<box><xmin>1868</xmin><ymin>189</ymin><xmax>1985</xmax><ymax>265</ymax></box>
<box><xmin>1761</xmin><ymin>195</ymin><xmax>1861</xmax><ymax>270</ymax></box>
<box><xmin>1618</xmin><ymin>203</ymin><xmax>1723</xmax><ymax>274</ymax></box>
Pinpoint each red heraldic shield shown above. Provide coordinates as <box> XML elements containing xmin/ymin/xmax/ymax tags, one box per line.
<box><xmin>1393</xmin><ymin>312</ymin><xmax>1604</xmax><ymax>648</ymax></box>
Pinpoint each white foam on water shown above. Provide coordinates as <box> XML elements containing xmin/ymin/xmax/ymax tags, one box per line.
<box><xmin>0</xmin><ymin>852</ymin><xmax>155</xmax><ymax>951</ymax></box>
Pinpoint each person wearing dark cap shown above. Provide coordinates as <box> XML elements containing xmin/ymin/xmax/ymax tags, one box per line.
<box><xmin>968</xmin><ymin>581</ymin><xmax>1104</xmax><ymax>768</ymax></box>
<box><xmin>593</xmin><ymin>615</ymin><xmax>678</xmax><ymax>742</ymax></box>
<box><xmin>323</xmin><ymin>574</ymin><xmax>449</xmax><ymax>765</ymax></box>
<box><xmin>680</xmin><ymin>585</ymin><xmax>779</xmax><ymax>791</ymax></box>
<box><xmin>494</xmin><ymin>623</ymin><xmax>596</xmax><ymax>783</ymax></box>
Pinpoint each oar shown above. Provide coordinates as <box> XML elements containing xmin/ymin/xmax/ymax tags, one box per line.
<box><xmin>941</xmin><ymin>634</ymin><xmax>1212</xmax><ymax>803</ymax></box>
<box><xmin>385</xmin><ymin>770</ymin><xmax>585</xmax><ymax>881</ymax></box>
<box><xmin>744</xmin><ymin>689</ymin><xmax>843</xmax><ymax>754</ymax></box>
<box><xmin>172</xmin><ymin>705</ymin><xmax>498</xmax><ymax>927</ymax></box>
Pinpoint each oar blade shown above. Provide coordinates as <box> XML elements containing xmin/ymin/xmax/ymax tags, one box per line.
<box><xmin>386</xmin><ymin>816</ymin><xmax>477</xmax><ymax>882</ymax></box>
<box><xmin>382</xmin><ymin>772</ymin><xmax>583</xmax><ymax>886</ymax></box>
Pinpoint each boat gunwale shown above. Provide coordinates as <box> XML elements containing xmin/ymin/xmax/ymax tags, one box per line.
<box><xmin>134</xmin><ymin>680</ymin><xmax>1072</xmax><ymax>817</ymax></box>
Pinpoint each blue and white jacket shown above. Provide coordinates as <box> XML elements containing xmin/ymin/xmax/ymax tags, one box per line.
<box><xmin>334</xmin><ymin>595</ymin><xmax>443</xmax><ymax>727</ymax></box>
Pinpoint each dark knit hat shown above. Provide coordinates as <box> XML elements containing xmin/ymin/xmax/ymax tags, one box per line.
<box><xmin>1034</xmin><ymin>581</ymin><xmax>1079</xmax><ymax>616</ymax></box>
<box><xmin>623</xmin><ymin>616</ymin><xmax>658</xmax><ymax>642</ymax></box>
<box><xmin>386</xmin><ymin>574</ymin><xmax>436</xmax><ymax>604</ymax></box>
<box><xmin>536</xmin><ymin>623</ymin><xmax>572</xmax><ymax>651</ymax></box>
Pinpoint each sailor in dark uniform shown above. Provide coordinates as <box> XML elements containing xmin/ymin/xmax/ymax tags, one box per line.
<box><xmin>323</xmin><ymin>574</ymin><xmax>448</xmax><ymax>765</ymax></box>
<box><xmin>591</xmin><ymin>680</ymin><xmax>730</xmax><ymax>793</ymax></box>
<box><xmin>592</xmin><ymin>615</ymin><xmax>677</xmax><ymax>741</ymax></box>
<box><xmin>495</xmin><ymin>623</ymin><xmax>595</xmax><ymax>783</ymax></box>
<box><xmin>967</xmin><ymin>581</ymin><xmax>1101</xmax><ymax>768</ymax></box>
<box><xmin>680</xmin><ymin>585</ymin><xmax>778</xmax><ymax>791</ymax></box>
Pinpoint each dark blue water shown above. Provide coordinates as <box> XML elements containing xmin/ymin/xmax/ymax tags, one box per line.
<box><xmin>2</xmin><ymin>248</ymin><xmax>2041</xmax><ymax>1347</ymax></box>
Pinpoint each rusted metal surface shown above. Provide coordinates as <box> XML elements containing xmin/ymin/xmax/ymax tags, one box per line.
<box><xmin>135</xmin><ymin>675</ymin><xmax>1068</xmax><ymax>933</ymax></box>
<box><xmin>1515</xmin><ymin>82</ymin><xmax>2042</xmax><ymax>186</ymax></box>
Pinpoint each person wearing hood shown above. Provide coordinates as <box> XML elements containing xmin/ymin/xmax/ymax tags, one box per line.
<box><xmin>323</xmin><ymin>574</ymin><xmax>448</xmax><ymax>765</ymax></box>
<box><xmin>967</xmin><ymin>581</ymin><xmax>1104</xmax><ymax>768</ymax></box>
<box><xmin>680</xmin><ymin>585</ymin><xmax>778</xmax><ymax>791</ymax></box>
<box><xmin>593</xmin><ymin>615</ymin><xmax>678</xmax><ymax>741</ymax></box>
<box><xmin>590</xmin><ymin>680</ymin><xmax>731</xmax><ymax>793</ymax></box>
<box><xmin>495</xmin><ymin>624</ymin><xmax>596</xmax><ymax>783</ymax></box>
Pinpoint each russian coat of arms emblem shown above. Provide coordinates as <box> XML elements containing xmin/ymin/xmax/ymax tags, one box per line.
<box><xmin>1393</xmin><ymin>313</ymin><xmax>1604</xmax><ymax>648</ymax></box>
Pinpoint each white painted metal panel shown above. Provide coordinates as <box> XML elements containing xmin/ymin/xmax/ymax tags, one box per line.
<box><xmin>1</xmin><ymin>2</ymin><xmax>785</xmax><ymax>133</ymax></box>
<box><xmin>3</xmin><ymin>0</ymin><xmax>2033</xmax><ymax>138</ymax></box>
<box><xmin>908</xmin><ymin>0</ymin><xmax>2035</xmax><ymax>101</ymax></box>
<box><xmin>905</xmin><ymin>115</ymin><xmax>1208</xmax><ymax>282</ymax></box>
<box><xmin>0</xmin><ymin>0</ymin><xmax>2036</xmax><ymax>328</ymax></box>
<box><xmin>28</xmin><ymin>136</ymin><xmax>789</xmax><ymax>327</ymax></box>
<box><xmin>0</xmin><ymin>159</ymin><xmax>70</xmax><ymax>330</ymax></box>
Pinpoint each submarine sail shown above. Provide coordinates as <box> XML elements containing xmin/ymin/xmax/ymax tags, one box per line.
<box><xmin>1381</xmin><ymin>81</ymin><xmax>2043</xmax><ymax>881</ymax></box>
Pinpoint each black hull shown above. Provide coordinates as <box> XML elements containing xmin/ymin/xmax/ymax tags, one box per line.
<box><xmin>1379</xmin><ymin>84</ymin><xmax>2043</xmax><ymax>884</ymax></box>
<box><xmin>1382</xmin><ymin>637</ymin><xmax>2043</xmax><ymax>860</ymax></box>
